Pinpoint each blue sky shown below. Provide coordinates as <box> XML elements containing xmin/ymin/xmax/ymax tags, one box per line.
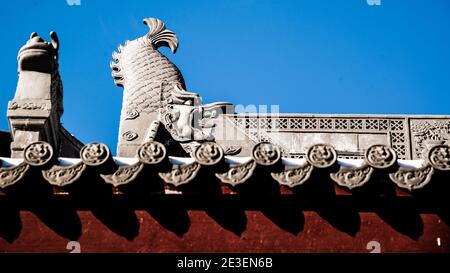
<box><xmin>1</xmin><ymin>0</ymin><xmax>449</xmax><ymax>152</ymax></box>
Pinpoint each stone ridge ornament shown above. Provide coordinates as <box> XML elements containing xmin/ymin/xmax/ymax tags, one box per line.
<box><xmin>80</xmin><ymin>143</ymin><xmax>111</xmax><ymax>166</ymax></box>
<box><xmin>101</xmin><ymin>163</ymin><xmax>144</xmax><ymax>187</ymax></box>
<box><xmin>137</xmin><ymin>141</ymin><xmax>166</xmax><ymax>165</ymax></box>
<box><xmin>365</xmin><ymin>144</ymin><xmax>397</xmax><ymax>169</ymax></box>
<box><xmin>306</xmin><ymin>144</ymin><xmax>337</xmax><ymax>168</ymax></box>
<box><xmin>216</xmin><ymin>161</ymin><xmax>256</xmax><ymax>186</ymax></box>
<box><xmin>389</xmin><ymin>165</ymin><xmax>434</xmax><ymax>191</ymax></box>
<box><xmin>252</xmin><ymin>142</ymin><xmax>281</xmax><ymax>166</ymax></box>
<box><xmin>271</xmin><ymin>164</ymin><xmax>313</xmax><ymax>188</ymax></box>
<box><xmin>0</xmin><ymin>163</ymin><xmax>29</xmax><ymax>189</ymax></box>
<box><xmin>159</xmin><ymin>162</ymin><xmax>201</xmax><ymax>186</ymax></box>
<box><xmin>330</xmin><ymin>166</ymin><xmax>373</xmax><ymax>189</ymax></box>
<box><xmin>1</xmin><ymin>141</ymin><xmax>450</xmax><ymax>192</ymax></box>
<box><xmin>7</xmin><ymin>31</ymin><xmax>83</xmax><ymax>158</ymax></box>
<box><xmin>428</xmin><ymin>145</ymin><xmax>450</xmax><ymax>171</ymax></box>
<box><xmin>42</xmin><ymin>163</ymin><xmax>86</xmax><ymax>187</ymax></box>
<box><xmin>111</xmin><ymin>17</ymin><xmax>232</xmax><ymax>157</ymax></box>
<box><xmin>193</xmin><ymin>142</ymin><xmax>224</xmax><ymax>166</ymax></box>
<box><xmin>24</xmin><ymin>141</ymin><xmax>54</xmax><ymax>166</ymax></box>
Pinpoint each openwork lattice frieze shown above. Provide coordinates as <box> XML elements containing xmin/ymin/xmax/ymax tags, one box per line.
<box><xmin>226</xmin><ymin>115</ymin><xmax>450</xmax><ymax>160</ymax></box>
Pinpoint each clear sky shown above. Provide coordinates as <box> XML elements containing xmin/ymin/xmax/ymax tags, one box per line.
<box><xmin>1</xmin><ymin>0</ymin><xmax>449</xmax><ymax>152</ymax></box>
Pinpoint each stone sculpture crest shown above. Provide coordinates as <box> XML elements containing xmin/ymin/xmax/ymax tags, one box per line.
<box><xmin>111</xmin><ymin>18</ymin><xmax>232</xmax><ymax>156</ymax></box>
<box><xmin>7</xmin><ymin>31</ymin><xmax>82</xmax><ymax>158</ymax></box>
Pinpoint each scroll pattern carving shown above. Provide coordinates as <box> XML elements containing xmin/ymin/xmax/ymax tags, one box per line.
<box><xmin>216</xmin><ymin>161</ymin><xmax>256</xmax><ymax>186</ymax></box>
<box><xmin>330</xmin><ymin>166</ymin><xmax>373</xmax><ymax>189</ymax></box>
<box><xmin>271</xmin><ymin>164</ymin><xmax>313</xmax><ymax>188</ymax></box>
<box><xmin>101</xmin><ymin>163</ymin><xmax>144</xmax><ymax>187</ymax></box>
<box><xmin>159</xmin><ymin>162</ymin><xmax>201</xmax><ymax>186</ymax></box>
<box><xmin>0</xmin><ymin>163</ymin><xmax>29</xmax><ymax>189</ymax></box>
<box><xmin>42</xmin><ymin>163</ymin><xmax>86</xmax><ymax>187</ymax></box>
<box><xmin>389</xmin><ymin>165</ymin><xmax>434</xmax><ymax>191</ymax></box>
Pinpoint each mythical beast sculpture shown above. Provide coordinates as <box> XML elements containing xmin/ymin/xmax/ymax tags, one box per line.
<box><xmin>111</xmin><ymin>18</ymin><xmax>232</xmax><ymax>157</ymax></box>
<box><xmin>7</xmin><ymin>31</ymin><xmax>83</xmax><ymax>158</ymax></box>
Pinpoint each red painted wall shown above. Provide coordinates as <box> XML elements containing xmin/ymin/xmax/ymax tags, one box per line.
<box><xmin>0</xmin><ymin>210</ymin><xmax>448</xmax><ymax>253</ymax></box>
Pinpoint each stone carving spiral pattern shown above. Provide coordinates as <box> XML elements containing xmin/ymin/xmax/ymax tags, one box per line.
<box><xmin>125</xmin><ymin>109</ymin><xmax>140</xmax><ymax>120</ymax></box>
<box><xmin>428</xmin><ymin>145</ymin><xmax>450</xmax><ymax>171</ymax></box>
<box><xmin>365</xmin><ymin>144</ymin><xmax>397</xmax><ymax>169</ymax></box>
<box><xmin>80</xmin><ymin>143</ymin><xmax>110</xmax><ymax>166</ymax></box>
<box><xmin>137</xmin><ymin>141</ymin><xmax>166</xmax><ymax>165</ymax></box>
<box><xmin>306</xmin><ymin>144</ymin><xmax>337</xmax><ymax>168</ymax></box>
<box><xmin>252</xmin><ymin>142</ymin><xmax>281</xmax><ymax>166</ymax></box>
<box><xmin>193</xmin><ymin>142</ymin><xmax>224</xmax><ymax>166</ymax></box>
<box><xmin>122</xmin><ymin>131</ymin><xmax>138</xmax><ymax>141</ymax></box>
<box><xmin>24</xmin><ymin>141</ymin><xmax>53</xmax><ymax>166</ymax></box>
